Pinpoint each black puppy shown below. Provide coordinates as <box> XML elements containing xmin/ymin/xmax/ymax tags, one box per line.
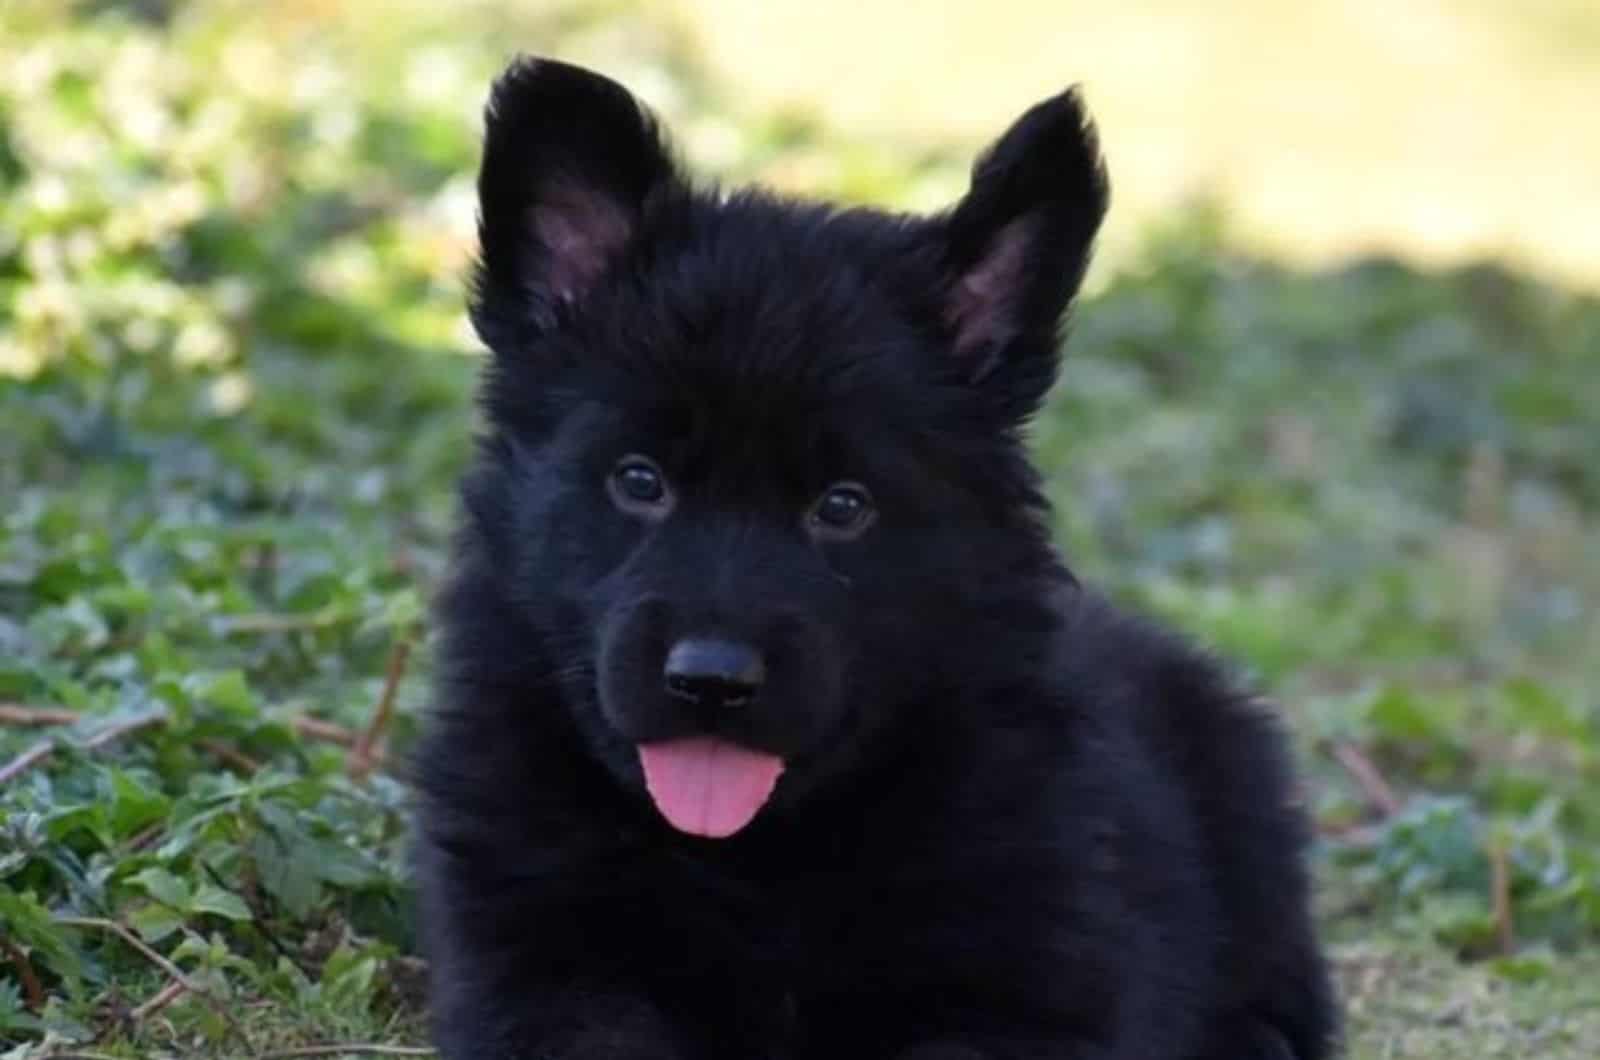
<box><xmin>414</xmin><ymin>57</ymin><xmax>1337</xmax><ymax>1060</ymax></box>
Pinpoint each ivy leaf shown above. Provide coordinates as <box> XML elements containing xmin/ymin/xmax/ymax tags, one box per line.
<box><xmin>130</xmin><ymin>866</ymin><xmax>191</xmax><ymax>910</ymax></box>
<box><xmin>128</xmin><ymin>902</ymin><xmax>186</xmax><ymax>943</ymax></box>
<box><xmin>250</xmin><ymin>830</ymin><xmax>322</xmax><ymax>920</ymax></box>
<box><xmin>190</xmin><ymin>884</ymin><xmax>253</xmax><ymax>922</ymax></box>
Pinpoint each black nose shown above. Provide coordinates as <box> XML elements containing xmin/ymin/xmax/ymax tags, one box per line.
<box><xmin>663</xmin><ymin>638</ymin><xmax>766</xmax><ymax>709</ymax></box>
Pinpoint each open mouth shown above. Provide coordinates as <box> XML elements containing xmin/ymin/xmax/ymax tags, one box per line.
<box><xmin>637</xmin><ymin>737</ymin><xmax>786</xmax><ymax>838</ymax></box>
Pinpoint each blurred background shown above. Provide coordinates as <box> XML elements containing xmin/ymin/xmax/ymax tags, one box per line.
<box><xmin>1</xmin><ymin>2</ymin><xmax>1597</xmax><ymax>1057</ymax></box>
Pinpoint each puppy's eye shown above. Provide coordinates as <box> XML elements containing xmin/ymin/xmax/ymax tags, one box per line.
<box><xmin>809</xmin><ymin>482</ymin><xmax>875</xmax><ymax>539</ymax></box>
<box><xmin>610</xmin><ymin>455</ymin><xmax>672</xmax><ymax>516</ymax></box>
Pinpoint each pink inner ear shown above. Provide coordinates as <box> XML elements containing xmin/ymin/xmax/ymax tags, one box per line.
<box><xmin>947</xmin><ymin>217</ymin><xmax>1034</xmax><ymax>355</ymax></box>
<box><xmin>528</xmin><ymin>179</ymin><xmax>634</xmax><ymax>304</ymax></box>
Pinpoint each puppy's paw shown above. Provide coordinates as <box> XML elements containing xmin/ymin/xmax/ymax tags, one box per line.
<box><xmin>561</xmin><ymin>1029</ymin><xmax>683</xmax><ymax>1060</ymax></box>
<box><xmin>895</xmin><ymin>1044</ymin><xmax>990</xmax><ymax>1060</ymax></box>
<box><xmin>1192</xmin><ymin>1020</ymin><xmax>1303</xmax><ymax>1060</ymax></box>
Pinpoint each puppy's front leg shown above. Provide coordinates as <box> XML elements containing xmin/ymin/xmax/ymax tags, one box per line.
<box><xmin>894</xmin><ymin>1044</ymin><xmax>990</xmax><ymax>1060</ymax></box>
<box><xmin>428</xmin><ymin>974</ymin><xmax>691</xmax><ymax>1060</ymax></box>
<box><xmin>896</xmin><ymin>1039</ymin><xmax>1122</xmax><ymax>1060</ymax></box>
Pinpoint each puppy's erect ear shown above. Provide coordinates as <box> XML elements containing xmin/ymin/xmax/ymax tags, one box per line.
<box><xmin>471</xmin><ymin>57</ymin><xmax>680</xmax><ymax>349</ymax></box>
<box><xmin>940</xmin><ymin>87</ymin><xmax>1109</xmax><ymax>414</ymax></box>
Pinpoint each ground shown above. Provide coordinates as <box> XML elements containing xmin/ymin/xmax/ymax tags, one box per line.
<box><xmin>1</xmin><ymin>3</ymin><xmax>1598</xmax><ymax>1057</ymax></box>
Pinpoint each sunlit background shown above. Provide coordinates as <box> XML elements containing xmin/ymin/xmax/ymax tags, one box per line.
<box><xmin>2</xmin><ymin>2</ymin><xmax>1598</xmax><ymax>1057</ymax></box>
<box><xmin>679</xmin><ymin>0</ymin><xmax>1600</xmax><ymax>289</ymax></box>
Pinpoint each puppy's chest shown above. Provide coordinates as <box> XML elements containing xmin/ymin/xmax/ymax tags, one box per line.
<box><xmin>679</xmin><ymin>873</ymin><xmax>907</xmax><ymax>1048</ymax></box>
<box><xmin>707</xmin><ymin>834</ymin><xmax>1082</xmax><ymax>985</ymax></box>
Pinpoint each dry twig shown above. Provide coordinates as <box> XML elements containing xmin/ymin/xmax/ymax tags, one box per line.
<box><xmin>349</xmin><ymin>637</ymin><xmax>413</xmax><ymax>780</ymax></box>
<box><xmin>0</xmin><ymin>703</ymin><xmax>80</xmax><ymax>725</ymax></box>
<box><xmin>0</xmin><ymin>741</ymin><xmax>54</xmax><ymax>785</ymax></box>
<box><xmin>1489</xmin><ymin>841</ymin><xmax>1515</xmax><ymax>956</ymax></box>
<box><xmin>218</xmin><ymin>610</ymin><xmax>349</xmax><ymax>636</ymax></box>
<box><xmin>1327</xmin><ymin>740</ymin><xmax>1402</xmax><ymax>817</ymax></box>
<box><xmin>1</xmin><ymin>707</ymin><xmax>397</xmax><ymax>786</ymax></box>
<box><xmin>293</xmin><ymin>714</ymin><xmax>358</xmax><ymax>747</ymax></box>
<box><xmin>0</xmin><ymin>930</ymin><xmax>45</xmax><ymax>1011</ymax></box>
<box><xmin>120</xmin><ymin>822</ymin><xmax>167</xmax><ymax>853</ymax></box>
<box><xmin>130</xmin><ymin>977</ymin><xmax>188</xmax><ymax>1021</ymax></box>
<box><xmin>0</xmin><ymin>712</ymin><xmax>168</xmax><ymax>785</ymax></box>
<box><xmin>84</xmin><ymin>712</ymin><xmax>170</xmax><ymax>750</ymax></box>
<box><xmin>55</xmin><ymin>916</ymin><xmax>250</xmax><ymax>1050</ymax></box>
<box><xmin>258</xmin><ymin>1046</ymin><xmax>435</xmax><ymax>1059</ymax></box>
<box><xmin>200</xmin><ymin>738</ymin><xmax>263</xmax><ymax>773</ymax></box>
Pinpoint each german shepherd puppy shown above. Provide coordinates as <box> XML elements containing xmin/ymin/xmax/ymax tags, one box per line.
<box><xmin>413</xmin><ymin>57</ymin><xmax>1337</xmax><ymax>1060</ymax></box>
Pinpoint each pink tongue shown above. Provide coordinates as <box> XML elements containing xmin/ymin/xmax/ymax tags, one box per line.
<box><xmin>637</xmin><ymin>738</ymin><xmax>785</xmax><ymax>839</ymax></box>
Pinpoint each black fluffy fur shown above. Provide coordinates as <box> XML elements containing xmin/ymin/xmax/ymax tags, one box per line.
<box><xmin>414</xmin><ymin>56</ymin><xmax>1338</xmax><ymax>1060</ymax></box>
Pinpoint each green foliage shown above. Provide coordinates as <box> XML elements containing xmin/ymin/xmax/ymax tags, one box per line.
<box><xmin>1</xmin><ymin>1</ymin><xmax>1597</xmax><ymax>1055</ymax></box>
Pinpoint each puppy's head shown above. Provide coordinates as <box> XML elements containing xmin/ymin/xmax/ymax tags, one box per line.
<box><xmin>455</xmin><ymin>58</ymin><xmax>1108</xmax><ymax>837</ymax></box>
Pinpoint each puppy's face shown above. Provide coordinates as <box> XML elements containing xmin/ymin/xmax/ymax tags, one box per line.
<box><xmin>460</xmin><ymin>58</ymin><xmax>1107</xmax><ymax>837</ymax></box>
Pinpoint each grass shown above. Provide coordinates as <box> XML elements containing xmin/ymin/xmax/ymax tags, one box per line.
<box><xmin>2</xmin><ymin>2</ymin><xmax>1598</xmax><ymax>1056</ymax></box>
<box><xmin>1337</xmin><ymin>941</ymin><xmax>1600</xmax><ymax>1058</ymax></box>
